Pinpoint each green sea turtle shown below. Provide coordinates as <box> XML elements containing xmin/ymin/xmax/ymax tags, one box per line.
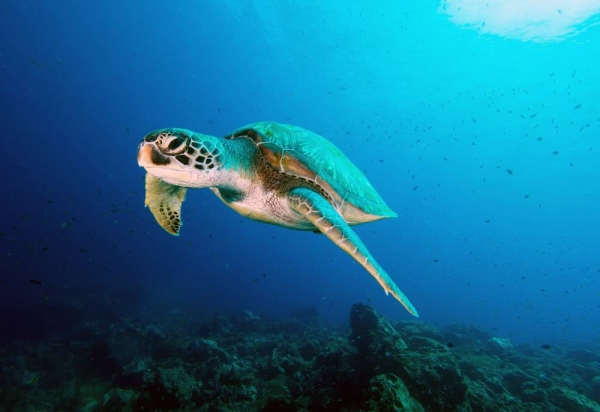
<box><xmin>137</xmin><ymin>121</ymin><xmax>418</xmax><ymax>316</ymax></box>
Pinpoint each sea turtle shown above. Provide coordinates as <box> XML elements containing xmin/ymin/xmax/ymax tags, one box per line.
<box><xmin>137</xmin><ymin>121</ymin><xmax>418</xmax><ymax>316</ymax></box>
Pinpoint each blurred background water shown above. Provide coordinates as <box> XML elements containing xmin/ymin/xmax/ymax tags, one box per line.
<box><xmin>1</xmin><ymin>0</ymin><xmax>599</xmax><ymax>346</ymax></box>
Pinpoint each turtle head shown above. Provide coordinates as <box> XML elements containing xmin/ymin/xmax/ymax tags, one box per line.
<box><xmin>137</xmin><ymin>128</ymin><xmax>225</xmax><ymax>188</ymax></box>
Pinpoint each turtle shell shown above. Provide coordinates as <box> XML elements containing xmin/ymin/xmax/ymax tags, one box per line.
<box><xmin>225</xmin><ymin>122</ymin><xmax>396</xmax><ymax>224</ymax></box>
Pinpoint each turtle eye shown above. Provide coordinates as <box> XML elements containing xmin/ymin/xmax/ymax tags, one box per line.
<box><xmin>159</xmin><ymin>133</ymin><xmax>190</xmax><ymax>155</ymax></box>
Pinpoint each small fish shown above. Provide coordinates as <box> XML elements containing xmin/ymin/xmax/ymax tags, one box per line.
<box><xmin>541</xmin><ymin>344</ymin><xmax>551</xmax><ymax>350</ymax></box>
<box><xmin>447</xmin><ymin>342</ymin><xmax>454</xmax><ymax>348</ymax></box>
<box><xmin>484</xmin><ymin>219</ymin><xmax>490</xmax><ymax>223</ymax></box>
<box><xmin>573</xmin><ymin>104</ymin><xmax>582</xmax><ymax>109</ymax></box>
<box><xmin>506</xmin><ymin>169</ymin><xmax>513</xmax><ymax>175</ymax></box>
<box><xmin>29</xmin><ymin>279</ymin><xmax>43</xmax><ymax>285</ymax></box>
<box><xmin>29</xmin><ymin>58</ymin><xmax>43</xmax><ymax>67</ymax></box>
<box><xmin>524</xmin><ymin>194</ymin><xmax>530</xmax><ymax>198</ymax></box>
<box><xmin>552</xmin><ymin>151</ymin><xmax>559</xmax><ymax>155</ymax></box>
<box><xmin>412</xmin><ymin>186</ymin><xmax>418</xmax><ymax>191</ymax></box>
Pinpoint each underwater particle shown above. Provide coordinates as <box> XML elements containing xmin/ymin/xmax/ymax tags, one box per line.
<box><xmin>552</xmin><ymin>151</ymin><xmax>560</xmax><ymax>155</ymax></box>
<box><xmin>29</xmin><ymin>279</ymin><xmax>43</xmax><ymax>285</ymax></box>
<box><xmin>573</xmin><ymin>104</ymin><xmax>582</xmax><ymax>109</ymax></box>
<box><xmin>506</xmin><ymin>168</ymin><xmax>513</xmax><ymax>175</ymax></box>
<box><xmin>541</xmin><ymin>344</ymin><xmax>551</xmax><ymax>349</ymax></box>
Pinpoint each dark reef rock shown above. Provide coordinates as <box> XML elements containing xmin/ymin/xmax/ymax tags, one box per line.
<box><xmin>102</xmin><ymin>388</ymin><xmax>135</xmax><ymax>412</ymax></box>
<box><xmin>486</xmin><ymin>337</ymin><xmax>518</xmax><ymax>357</ymax></box>
<box><xmin>592</xmin><ymin>375</ymin><xmax>600</xmax><ymax>403</ymax></box>
<box><xmin>1</xmin><ymin>303</ymin><xmax>600</xmax><ymax>411</ymax></box>
<box><xmin>443</xmin><ymin>323</ymin><xmax>493</xmax><ymax>348</ymax></box>
<box><xmin>349</xmin><ymin>303</ymin><xmax>467</xmax><ymax>410</ymax></box>
<box><xmin>117</xmin><ymin>356</ymin><xmax>155</xmax><ymax>388</ymax></box>
<box><xmin>397</xmin><ymin>321</ymin><xmax>445</xmax><ymax>343</ymax></box>
<box><xmin>568</xmin><ymin>349</ymin><xmax>600</xmax><ymax>363</ymax></box>
<box><xmin>361</xmin><ymin>373</ymin><xmax>424</xmax><ymax>412</ymax></box>
<box><xmin>197</xmin><ymin>315</ymin><xmax>233</xmax><ymax>337</ymax></box>
<box><xmin>349</xmin><ymin>303</ymin><xmax>408</xmax><ymax>373</ymax></box>
<box><xmin>234</xmin><ymin>310</ymin><xmax>264</xmax><ymax>333</ymax></box>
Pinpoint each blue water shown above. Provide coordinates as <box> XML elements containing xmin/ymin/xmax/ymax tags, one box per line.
<box><xmin>1</xmin><ymin>0</ymin><xmax>599</xmax><ymax>346</ymax></box>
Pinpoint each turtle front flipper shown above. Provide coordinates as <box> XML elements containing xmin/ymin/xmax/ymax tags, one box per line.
<box><xmin>289</xmin><ymin>187</ymin><xmax>419</xmax><ymax>317</ymax></box>
<box><xmin>144</xmin><ymin>173</ymin><xmax>187</xmax><ymax>235</ymax></box>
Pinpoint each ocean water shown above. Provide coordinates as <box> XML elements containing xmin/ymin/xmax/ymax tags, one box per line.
<box><xmin>1</xmin><ymin>1</ymin><xmax>600</xmax><ymax>407</ymax></box>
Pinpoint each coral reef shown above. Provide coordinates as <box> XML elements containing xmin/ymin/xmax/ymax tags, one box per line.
<box><xmin>0</xmin><ymin>303</ymin><xmax>598</xmax><ymax>411</ymax></box>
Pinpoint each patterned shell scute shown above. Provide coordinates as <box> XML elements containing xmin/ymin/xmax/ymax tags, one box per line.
<box><xmin>229</xmin><ymin>121</ymin><xmax>396</xmax><ymax>218</ymax></box>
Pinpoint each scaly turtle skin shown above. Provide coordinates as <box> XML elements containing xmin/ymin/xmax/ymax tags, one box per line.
<box><xmin>137</xmin><ymin>121</ymin><xmax>418</xmax><ymax>316</ymax></box>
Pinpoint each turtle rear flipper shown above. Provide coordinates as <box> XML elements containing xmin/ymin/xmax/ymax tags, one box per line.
<box><xmin>144</xmin><ymin>173</ymin><xmax>187</xmax><ymax>235</ymax></box>
<box><xmin>289</xmin><ymin>187</ymin><xmax>418</xmax><ymax>317</ymax></box>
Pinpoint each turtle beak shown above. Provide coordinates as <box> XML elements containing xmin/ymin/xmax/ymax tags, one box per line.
<box><xmin>137</xmin><ymin>141</ymin><xmax>150</xmax><ymax>166</ymax></box>
<box><xmin>137</xmin><ymin>140</ymin><xmax>171</xmax><ymax>167</ymax></box>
